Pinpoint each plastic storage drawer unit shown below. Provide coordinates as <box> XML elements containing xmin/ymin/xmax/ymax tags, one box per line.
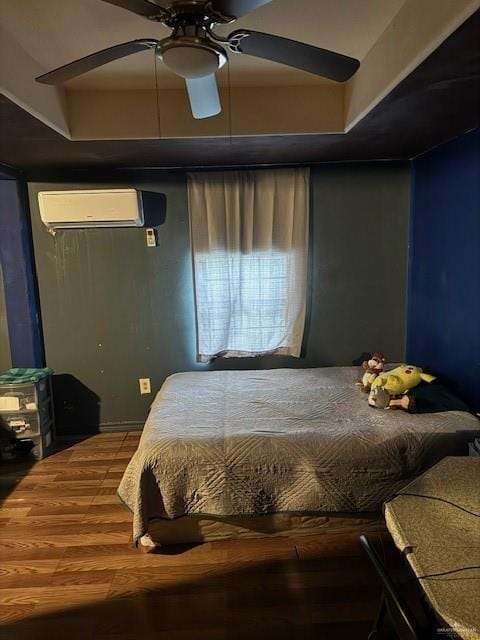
<box><xmin>1</xmin><ymin>412</ymin><xmax>42</xmax><ymax>438</ymax></box>
<box><xmin>0</xmin><ymin>376</ymin><xmax>55</xmax><ymax>460</ymax></box>
<box><xmin>0</xmin><ymin>428</ymin><xmax>54</xmax><ymax>462</ymax></box>
<box><xmin>0</xmin><ymin>380</ymin><xmax>49</xmax><ymax>412</ymax></box>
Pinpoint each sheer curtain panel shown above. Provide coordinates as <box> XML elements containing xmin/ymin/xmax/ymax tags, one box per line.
<box><xmin>188</xmin><ymin>168</ymin><xmax>309</xmax><ymax>362</ymax></box>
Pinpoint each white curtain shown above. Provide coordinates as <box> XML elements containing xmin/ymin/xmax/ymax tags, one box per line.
<box><xmin>188</xmin><ymin>168</ymin><xmax>309</xmax><ymax>362</ymax></box>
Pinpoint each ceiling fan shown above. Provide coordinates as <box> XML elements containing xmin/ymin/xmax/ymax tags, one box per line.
<box><xmin>36</xmin><ymin>0</ymin><xmax>360</xmax><ymax>120</ymax></box>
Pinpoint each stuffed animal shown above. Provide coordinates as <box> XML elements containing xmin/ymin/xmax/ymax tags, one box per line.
<box><xmin>368</xmin><ymin>364</ymin><xmax>436</xmax><ymax>408</ymax></box>
<box><xmin>356</xmin><ymin>352</ymin><xmax>386</xmax><ymax>392</ymax></box>
<box><xmin>387</xmin><ymin>382</ymin><xmax>470</xmax><ymax>413</ymax></box>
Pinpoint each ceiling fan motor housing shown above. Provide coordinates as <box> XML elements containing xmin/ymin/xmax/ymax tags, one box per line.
<box><xmin>159</xmin><ymin>35</ymin><xmax>227</xmax><ymax>79</ymax></box>
<box><xmin>155</xmin><ymin>3</ymin><xmax>229</xmax><ymax>79</ymax></box>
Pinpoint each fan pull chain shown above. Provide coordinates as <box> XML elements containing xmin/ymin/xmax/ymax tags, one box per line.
<box><xmin>154</xmin><ymin>52</ymin><xmax>162</xmax><ymax>139</ymax></box>
<box><xmin>227</xmin><ymin>60</ymin><xmax>232</xmax><ymax>144</ymax></box>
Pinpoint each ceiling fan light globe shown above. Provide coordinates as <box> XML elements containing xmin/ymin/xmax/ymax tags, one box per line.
<box><xmin>161</xmin><ymin>45</ymin><xmax>221</xmax><ymax>79</ymax></box>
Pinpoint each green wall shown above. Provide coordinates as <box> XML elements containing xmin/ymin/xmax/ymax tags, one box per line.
<box><xmin>0</xmin><ymin>265</ymin><xmax>11</xmax><ymax>372</ymax></box>
<box><xmin>28</xmin><ymin>163</ymin><xmax>410</xmax><ymax>434</ymax></box>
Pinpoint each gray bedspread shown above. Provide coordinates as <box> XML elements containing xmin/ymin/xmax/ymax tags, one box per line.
<box><xmin>117</xmin><ymin>368</ymin><xmax>479</xmax><ymax>543</ymax></box>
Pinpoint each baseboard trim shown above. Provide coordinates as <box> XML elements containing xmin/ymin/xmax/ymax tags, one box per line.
<box><xmin>55</xmin><ymin>422</ymin><xmax>144</xmax><ymax>438</ymax></box>
<box><xmin>99</xmin><ymin>422</ymin><xmax>144</xmax><ymax>433</ymax></box>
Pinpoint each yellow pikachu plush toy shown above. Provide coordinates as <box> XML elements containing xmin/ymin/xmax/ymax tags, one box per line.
<box><xmin>368</xmin><ymin>365</ymin><xmax>436</xmax><ymax>409</ymax></box>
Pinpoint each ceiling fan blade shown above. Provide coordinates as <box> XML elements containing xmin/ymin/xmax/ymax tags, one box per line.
<box><xmin>228</xmin><ymin>30</ymin><xmax>360</xmax><ymax>82</ymax></box>
<box><xmin>185</xmin><ymin>75</ymin><xmax>221</xmax><ymax>119</ymax></box>
<box><xmin>211</xmin><ymin>0</ymin><xmax>272</xmax><ymax>19</ymax></box>
<box><xmin>101</xmin><ymin>0</ymin><xmax>165</xmax><ymax>18</ymax></box>
<box><xmin>36</xmin><ymin>39</ymin><xmax>159</xmax><ymax>85</ymax></box>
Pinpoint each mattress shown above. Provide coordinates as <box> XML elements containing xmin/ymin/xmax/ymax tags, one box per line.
<box><xmin>118</xmin><ymin>367</ymin><xmax>479</xmax><ymax>544</ymax></box>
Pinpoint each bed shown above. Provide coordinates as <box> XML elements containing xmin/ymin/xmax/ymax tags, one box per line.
<box><xmin>118</xmin><ymin>367</ymin><xmax>479</xmax><ymax>546</ymax></box>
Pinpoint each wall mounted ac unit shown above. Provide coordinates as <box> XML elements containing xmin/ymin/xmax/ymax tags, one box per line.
<box><xmin>38</xmin><ymin>189</ymin><xmax>144</xmax><ymax>229</ymax></box>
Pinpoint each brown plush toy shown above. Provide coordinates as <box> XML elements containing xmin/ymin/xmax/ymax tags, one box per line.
<box><xmin>356</xmin><ymin>352</ymin><xmax>386</xmax><ymax>393</ymax></box>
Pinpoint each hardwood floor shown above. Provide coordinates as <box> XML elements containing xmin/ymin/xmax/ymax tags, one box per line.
<box><xmin>0</xmin><ymin>433</ymin><xmax>401</xmax><ymax>639</ymax></box>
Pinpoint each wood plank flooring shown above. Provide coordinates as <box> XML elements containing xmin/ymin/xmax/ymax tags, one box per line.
<box><xmin>0</xmin><ymin>432</ymin><xmax>401</xmax><ymax>639</ymax></box>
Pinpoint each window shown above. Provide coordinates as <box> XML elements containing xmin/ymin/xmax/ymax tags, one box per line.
<box><xmin>188</xmin><ymin>169</ymin><xmax>309</xmax><ymax>361</ymax></box>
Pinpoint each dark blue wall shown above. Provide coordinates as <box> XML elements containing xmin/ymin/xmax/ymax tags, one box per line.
<box><xmin>0</xmin><ymin>264</ymin><xmax>11</xmax><ymax>372</ymax></box>
<box><xmin>407</xmin><ymin>129</ymin><xmax>480</xmax><ymax>411</ymax></box>
<box><xmin>0</xmin><ymin>178</ymin><xmax>44</xmax><ymax>368</ymax></box>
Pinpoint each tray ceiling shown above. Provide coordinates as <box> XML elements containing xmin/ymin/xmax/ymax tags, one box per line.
<box><xmin>1</xmin><ymin>0</ymin><xmax>405</xmax><ymax>89</ymax></box>
<box><xmin>1</xmin><ymin>8</ymin><xmax>478</xmax><ymax>173</ymax></box>
<box><xmin>0</xmin><ymin>0</ymin><xmax>478</xmax><ymax>142</ymax></box>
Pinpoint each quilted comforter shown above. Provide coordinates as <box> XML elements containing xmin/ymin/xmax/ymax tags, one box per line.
<box><xmin>118</xmin><ymin>367</ymin><xmax>479</xmax><ymax>543</ymax></box>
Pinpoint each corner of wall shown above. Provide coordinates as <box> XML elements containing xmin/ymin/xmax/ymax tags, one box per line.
<box><xmin>404</xmin><ymin>157</ymin><xmax>416</xmax><ymax>362</ymax></box>
<box><xmin>0</xmin><ymin>177</ymin><xmax>44</xmax><ymax>368</ymax></box>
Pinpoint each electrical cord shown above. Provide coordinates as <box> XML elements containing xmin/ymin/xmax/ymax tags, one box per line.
<box><xmin>395</xmin><ymin>492</ymin><xmax>480</xmax><ymax>518</ymax></box>
<box><xmin>413</xmin><ymin>566</ymin><xmax>480</xmax><ymax>580</ymax></box>
<box><xmin>388</xmin><ymin>492</ymin><xmax>480</xmax><ymax>582</ymax></box>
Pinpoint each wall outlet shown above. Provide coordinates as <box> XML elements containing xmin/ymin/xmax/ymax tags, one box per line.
<box><xmin>139</xmin><ymin>378</ymin><xmax>151</xmax><ymax>394</ymax></box>
<box><xmin>146</xmin><ymin>228</ymin><xmax>157</xmax><ymax>247</ymax></box>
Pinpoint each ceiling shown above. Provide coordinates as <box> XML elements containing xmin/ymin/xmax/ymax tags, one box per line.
<box><xmin>2</xmin><ymin>0</ymin><xmax>477</xmax><ymax>141</ymax></box>
<box><xmin>1</xmin><ymin>0</ymin><xmax>405</xmax><ymax>89</ymax></box>
<box><xmin>0</xmin><ymin>7</ymin><xmax>479</xmax><ymax>174</ymax></box>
